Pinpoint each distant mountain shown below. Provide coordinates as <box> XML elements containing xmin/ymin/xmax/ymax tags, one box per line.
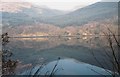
<box><xmin>1</xmin><ymin>2</ymin><xmax>67</xmax><ymax>26</ymax></box>
<box><xmin>2</xmin><ymin>2</ymin><xmax>118</xmax><ymax>27</ymax></box>
<box><xmin>2</xmin><ymin>2</ymin><xmax>118</xmax><ymax>37</ymax></box>
<box><xmin>44</xmin><ymin>2</ymin><xmax>118</xmax><ymax>27</ymax></box>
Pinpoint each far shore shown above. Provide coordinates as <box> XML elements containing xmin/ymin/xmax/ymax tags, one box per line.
<box><xmin>9</xmin><ymin>34</ymin><xmax>120</xmax><ymax>38</ymax></box>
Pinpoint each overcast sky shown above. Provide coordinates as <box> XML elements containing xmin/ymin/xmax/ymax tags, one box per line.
<box><xmin>1</xmin><ymin>0</ymin><xmax>119</xmax><ymax>11</ymax></box>
<box><xmin>26</xmin><ymin>0</ymin><xmax>101</xmax><ymax>11</ymax></box>
<box><xmin>1</xmin><ymin>0</ymin><xmax>101</xmax><ymax>11</ymax></box>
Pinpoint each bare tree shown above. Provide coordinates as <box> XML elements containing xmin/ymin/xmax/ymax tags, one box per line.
<box><xmin>90</xmin><ymin>28</ymin><xmax>120</xmax><ymax>77</ymax></box>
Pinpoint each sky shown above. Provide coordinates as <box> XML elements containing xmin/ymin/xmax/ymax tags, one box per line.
<box><xmin>25</xmin><ymin>0</ymin><xmax>101</xmax><ymax>11</ymax></box>
<box><xmin>1</xmin><ymin>0</ymin><xmax>119</xmax><ymax>11</ymax></box>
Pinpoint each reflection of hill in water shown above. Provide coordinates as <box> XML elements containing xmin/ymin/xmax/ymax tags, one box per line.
<box><xmin>8</xmin><ymin>36</ymin><xmax>109</xmax><ymax>50</ymax></box>
<box><xmin>6</xmin><ymin>36</ymin><xmax>115</xmax><ymax>71</ymax></box>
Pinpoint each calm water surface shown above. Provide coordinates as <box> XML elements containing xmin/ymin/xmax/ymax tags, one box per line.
<box><xmin>5</xmin><ymin>36</ymin><xmax>115</xmax><ymax>75</ymax></box>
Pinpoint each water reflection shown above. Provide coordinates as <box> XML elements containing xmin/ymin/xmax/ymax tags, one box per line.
<box><xmin>4</xmin><ymin>36</ymin><xmax>117</xmax><ymax>75</ymax></box>
<box><xmin>8</xmin><ymin>36</ymin><xmax>109</xmax><ymax>50</ymax></box>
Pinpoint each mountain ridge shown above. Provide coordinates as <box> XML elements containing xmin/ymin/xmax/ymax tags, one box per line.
<box><xmin>2</xmin><ymin>2</ymin><xmax>118</xmax><ymax>37</ymax></box>
<box><xmin>43</xmin><ymin>2</ymin><xmax>118</xmax><ymax>27</ymax></box>
<box><xmin>1</xmin><ymin>2</ymin><xmax>118</xmax><ymax>27</ymax></box>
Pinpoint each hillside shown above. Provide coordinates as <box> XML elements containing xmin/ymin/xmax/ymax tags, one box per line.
<box><xmin>44</xmin><ymin>2</ymin><xmax>118</xmax><ymax>27</ymax></box>
<box><xmin>1</xmin><ymin>2</ymin><xmax>118</xmax><ymax>27</ymax></box>
<box><xmin>2</xmin><ymin>2</ymin><xmax>118</xmax><ymax>36</ymax></box>
<box><xmin>1</xmin><ymin>2</ymin><xmax>67</xmax><ymax>26</ymax></box>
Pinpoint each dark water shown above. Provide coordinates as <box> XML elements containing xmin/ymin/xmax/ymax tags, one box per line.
<box><xmin>5</xmin><ymin>36</ymin><xmax>116</xmax><ymax>75</ymax></box>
